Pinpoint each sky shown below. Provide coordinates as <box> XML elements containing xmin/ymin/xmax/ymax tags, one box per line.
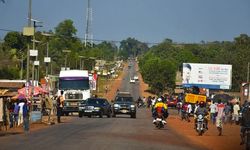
<box><xmin>0</xmin><ymin>0</ymin><xmax>250</xmax><ymax>44</ymax></box>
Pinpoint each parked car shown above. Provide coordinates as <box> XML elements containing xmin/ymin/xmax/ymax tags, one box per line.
<box><xmin>78</xmin><ymin>98</ymin><xmax>112</xmax><ymax>118</ymax></box>
<box><xmin>167</xmin><ymin>96</ymin><xmax>178</xmax><ymax>107</ymax></box>
<box><xmin>112</xmin><ymin>92</ymin><xmax>136</xmax><ymax>118</ymax></box>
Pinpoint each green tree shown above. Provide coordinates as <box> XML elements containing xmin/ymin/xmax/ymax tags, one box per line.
<box><xmin>119</xmin><ymin>38</ymin><xmax>149</xmax><ymax>59</ymax></box>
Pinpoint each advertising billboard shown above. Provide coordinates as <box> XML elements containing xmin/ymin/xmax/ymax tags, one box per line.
<box><xmin>182</xmin><ymin>63</ymin><xmax>232</xmax><ymax>89</ymax></box>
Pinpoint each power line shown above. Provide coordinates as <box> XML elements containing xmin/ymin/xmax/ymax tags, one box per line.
<box><xmin>0</xmin><ymin>27</ymin><xmax>160</xmax><ymax>45</ymax></box>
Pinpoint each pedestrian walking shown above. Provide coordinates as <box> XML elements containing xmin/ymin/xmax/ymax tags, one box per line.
<box><xmin>57</xmin><ymin>91</ymin><xmax>64</xmax><ymax>123</ymax></box>
<box><xmin>22</xmin><ymin>99</ymin><xmax>29</xmax><ymax>133</ymax></box>
<box><xmin>186</xmin><ymin>103</ymin><xmax>192</xmax><ymax>122</ymax></box>
<box><xmin>18</xmin><ymin>99</ymin><xmax>25</xmax><ymax>126</ymax></box>
<box><xmin>45</xmin><ymin>94</ymin><xmax>53</xmax><ymax>123</ymax></box>
<box><xmin>8</xmin><ymin>101</ymin><xmax>14</xmax><ymax>128</ymax></box>
<box><xmin>232</xmin><ymin>102</ymin><xmax>240</xmax><ymax>125</ymax></box>
<box><xmin>216</xmin><ymin>100</ymin><xmax>225</xmax><ymax>136</ymax></box>
<box><xmin>209</xmin><ymin>101</ymin><xmax>217</xmax><ymax>125</ymax></box>
<box><xmin>223</xmin><ymin>102</ymin><xmax>232</xmax><ymax>124</ymax></box>
<box><xmin>13</xmin><ymin>102</ymin><xmax>19</xmax><ymax>127</ymax></box>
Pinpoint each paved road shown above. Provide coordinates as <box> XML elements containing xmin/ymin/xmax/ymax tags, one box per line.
<box><xmin>0</xmin><ymin>60</ymin><xmax>204</xmax><ymax>150</ymax></box>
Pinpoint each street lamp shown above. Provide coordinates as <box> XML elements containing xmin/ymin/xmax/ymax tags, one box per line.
<box><xmin>62</xmin><ymin>50</ymin><xmax>71</xmax><ymax>70</ymax></box>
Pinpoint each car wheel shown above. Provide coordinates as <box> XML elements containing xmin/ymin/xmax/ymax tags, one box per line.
<box><xmin>79</xmin><ymin>112</ymin><xmax>83</xmax><ymax>118</ymax></box>
<box><xmin>131</xmin><ymin>113</ymin><xmax>136</xmax><ymax>118</ymax></box>
<box><xmin>65</xmin><ymin>112</ymin><xmax>69</xmax><ymax>116</ymax></box>
<box><xmin>99</xmin><ymin>111</ymin><xmax>103</xmax><ymax>118</ymax></box>
<box><xmin>107</xmin><ymin>110</ymin><xmax>111</xmax><ymax>118</ymax></box>
<box><xmin>112</xmin><ymin>113</ymin><xmax>116</xmax><ymax>117</ymax></box>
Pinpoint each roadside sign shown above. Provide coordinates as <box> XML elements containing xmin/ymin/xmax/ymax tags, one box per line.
<box><xmin>44</xmin><ymin>57</ymin><xmax>51</xmax><ymax>63</ymax></box>
<box><xmin>34</xmin><ymin>61</ymin><xmax>40</xmax><ymax>66</ymax></box>
<box><xmin>30</xmin><ymin>49</ymin><xmax>38</xmax><ymax>56</ymax></box>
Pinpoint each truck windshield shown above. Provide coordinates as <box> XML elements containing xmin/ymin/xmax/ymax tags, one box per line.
<box><xmin>59</xmin><ymin>79</ymin><xmax>90</xmax><ymax>90</ymax></box>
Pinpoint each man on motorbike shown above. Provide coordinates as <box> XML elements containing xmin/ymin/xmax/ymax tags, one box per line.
<box><xmin>194</xmin><ymin>101</ymin><xmax>209</xmax><ymax>129</ymax></box>
<box><xmin>240</xmin><ymin>101</ymin><xmax>250</xmax><ymax>145</ymax></box>
<box><xmin>152</xmin><ymin>98</ymin><xmax>168</xmax><ymax>124</ymax></box>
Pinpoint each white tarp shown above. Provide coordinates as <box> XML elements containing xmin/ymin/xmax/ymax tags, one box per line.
<box><xmin>182</xmin><ymin>63</ymin><xmax>232</xmax><ymax>89</ymax></box>
<box><xmin>0</xmin><ymin>98</ymin><xmax>3</xmax><ymax>122</ymax></box>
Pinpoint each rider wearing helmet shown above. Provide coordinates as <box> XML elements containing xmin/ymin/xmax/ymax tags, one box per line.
<box><xmin>152</xmin><ymin>97</ymin><xmax>168</xmax><ymax>124</ymax></box>
<box><xmin>194</xmin><ymin>101</ymin><xmax>209</xmax><ymax>129</ymax></box>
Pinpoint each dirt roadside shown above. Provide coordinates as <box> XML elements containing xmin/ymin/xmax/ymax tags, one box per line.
<box><xmin>0</xmin><ymin>63</ymin><xmax>128</xmax><ymax>136</ymax></box>
<box><xmin>136</xmin><ymin>62</ymin><xmax>244</xmax><ymax>150</ymax></box>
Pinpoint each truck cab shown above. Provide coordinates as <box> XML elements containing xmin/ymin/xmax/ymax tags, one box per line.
<box><xmin>59</xmin><ymin>70</ymin><xmax>91</xmax><ymax>115</ymax></box>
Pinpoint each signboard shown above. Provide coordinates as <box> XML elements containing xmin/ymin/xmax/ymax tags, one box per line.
<box><xmin>89</xmin><ymin>73</ymin><xmax>97</xmax><ymax>91</ymax></box>
<box><xmin>30</xmin><ymin>49</ymin><xmax>38</xmax><ymax>56</ymax></box>
<box><xmin>31</xmin><ymin>111</ymin><xmax>42</xmax><ymax>122</ymax></box>
<box><xmin>182</xmin><ymin>63</ymin><xmax>232</xmax><ymax>89</ymax></box>
<box><xmin>44</xmin><ymin>57</ymin><xmax>51</xmax><ymax>63</ymax></box>
<box><xmin>34</xmin><ymin>61</ymin><xmax>40</xmax><ymax>66</ymax></box>
<box><xmin>0</xmin><ymin>98</ymin><xmax>3</xmax><ymax>122</ymax></box>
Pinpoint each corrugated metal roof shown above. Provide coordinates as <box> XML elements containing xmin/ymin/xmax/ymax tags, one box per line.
<box><xmin>0</xmin><ymin>82</ymin><xmax>24</xmax><ymax>89</ymax></box>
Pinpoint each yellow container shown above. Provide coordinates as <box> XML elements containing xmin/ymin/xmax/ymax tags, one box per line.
<box><xmin>185</xmin><ymin>93</ymin><xmax>206</xmax><ymax>104</ymax></box>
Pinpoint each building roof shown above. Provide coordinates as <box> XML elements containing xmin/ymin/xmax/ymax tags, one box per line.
<box><xmin>0</xmin><ymin>82</ymin><xmax>24</xmax><ymax>89</ymax></box>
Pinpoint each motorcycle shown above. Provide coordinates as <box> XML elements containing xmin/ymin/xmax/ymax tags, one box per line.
<box><xmin>154</xmin><ymin>111</ymin><xmax>166</xmax><ymax>129</ymax></box>
<box><xmin>181</xmin><ymin>110</ymin><xmax>190</xmax><ymax>122</ymax></box>
<box><xmin>137</xmin><ymin>101</ymin><xmax>145</xmax><ymax>108</ymax></box>
<box><xmin>196</xmin><ymin>114</ymin><xmax>207</xmax><ymax>136</ymax></box>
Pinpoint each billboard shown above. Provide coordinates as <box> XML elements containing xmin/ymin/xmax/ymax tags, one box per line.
<box><xmin>182</xmin><ymin>63</ymin><xmax>232</xmax><ymax>89</ymax></box>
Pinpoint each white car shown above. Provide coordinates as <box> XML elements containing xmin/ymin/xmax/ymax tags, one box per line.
<box><xmin>133</xmin><ymin>75</ymin><xmax>139</xmax><ymax>81</ymax></box>
<box><xmin>130</xmin><ymin>78</ymin><xmax>135</xmax><ymax>83</ymax></box>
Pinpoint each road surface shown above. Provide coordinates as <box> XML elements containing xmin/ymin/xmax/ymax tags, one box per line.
<box><xmin>0</xmin><ymin>60</ymin><xmax>204</xmax><ymax>150</ymax></box>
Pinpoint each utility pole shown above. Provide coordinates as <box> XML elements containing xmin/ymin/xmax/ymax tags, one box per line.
<box><xmin>26</xmin><ymin>0</ymin><xmax>32</xmax><ymax>84</ymax></box>
<box><xmin>84</xmin><ymin>0</ymin><xmax>93</xmax><ymax>47</ymax></box>
<box><xmin>247</xmin><ymin>62</ymin><xmax>249</xmax><ymax>82</ymax></box>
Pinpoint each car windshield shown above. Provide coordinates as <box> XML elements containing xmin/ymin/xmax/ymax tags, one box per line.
<box><xmin>87</xmin><ymin>99</ymin><xmax>104</xmax><ymax>105</ymax></box>
<box><xmin>115</xmin><ymin>97</ymin><xmax>133</xmax><ymax>102</ymax></box>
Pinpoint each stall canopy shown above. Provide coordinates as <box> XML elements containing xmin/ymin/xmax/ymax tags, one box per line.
<box><xmin>18</xmin><ymin>86</ymin><xmax>48</xmax><ymax>97</ymax></box>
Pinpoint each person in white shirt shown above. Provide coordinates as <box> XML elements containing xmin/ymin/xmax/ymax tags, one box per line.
<box><xmin>209</xmin><ymin>101</ymin><xmax>217</xmax><ymax>125</ymax></box>
<box><xmin>232</xmin><ymin>102</ymin><xmax>240</xmax><ymax>124</ymax></box>
<box><xmin>186</xmin><ymin>103</ymin><xmax>192</xmax><ymax>122</ymax></box>
<box><xmin>18</xmin><ymin>100</ymin><xmax>25</xmax><ymax>126</ymax></box>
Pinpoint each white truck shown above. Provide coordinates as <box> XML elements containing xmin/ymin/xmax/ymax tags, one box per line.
<box><xmin>58</xmin><ymin>70</ymin><xmax>91</xmax><ymax>115</ymax></box>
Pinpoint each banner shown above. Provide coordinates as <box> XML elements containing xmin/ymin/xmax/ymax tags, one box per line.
<box><xmin>182</xmin><ymin>63</ymin><xmax>232</xmax><ymax>89</ymax></box>
<box><xmin>92</xmin><ymin>73</ymin><xmax>98</xmax><ymax>91</ymax></box>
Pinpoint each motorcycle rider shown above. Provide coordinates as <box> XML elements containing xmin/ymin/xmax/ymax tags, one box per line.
<box><xmin>194</xmin><ymin>101</ymin><xmax>209</xmax><ymax>129</ymax></box>
<box><xmin>152</xmin><ymin>97</ymin><xmax>168</xmax><ymax>124</ymax></box>
<box><xmin>240</xmin><ymin>100</ymin><xmax>250</xmax><ymax>145</ymax></box>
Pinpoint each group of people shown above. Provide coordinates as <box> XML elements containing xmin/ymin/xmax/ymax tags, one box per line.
<box><xmin>3</xmin><ymin>92</ymin><xmax>60</xmax><ymax>132</ymax></box>
<box><xmin>7</xmin><ymin>98</ymin><xmax>30</xmax><ymax>132</ymax></box>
